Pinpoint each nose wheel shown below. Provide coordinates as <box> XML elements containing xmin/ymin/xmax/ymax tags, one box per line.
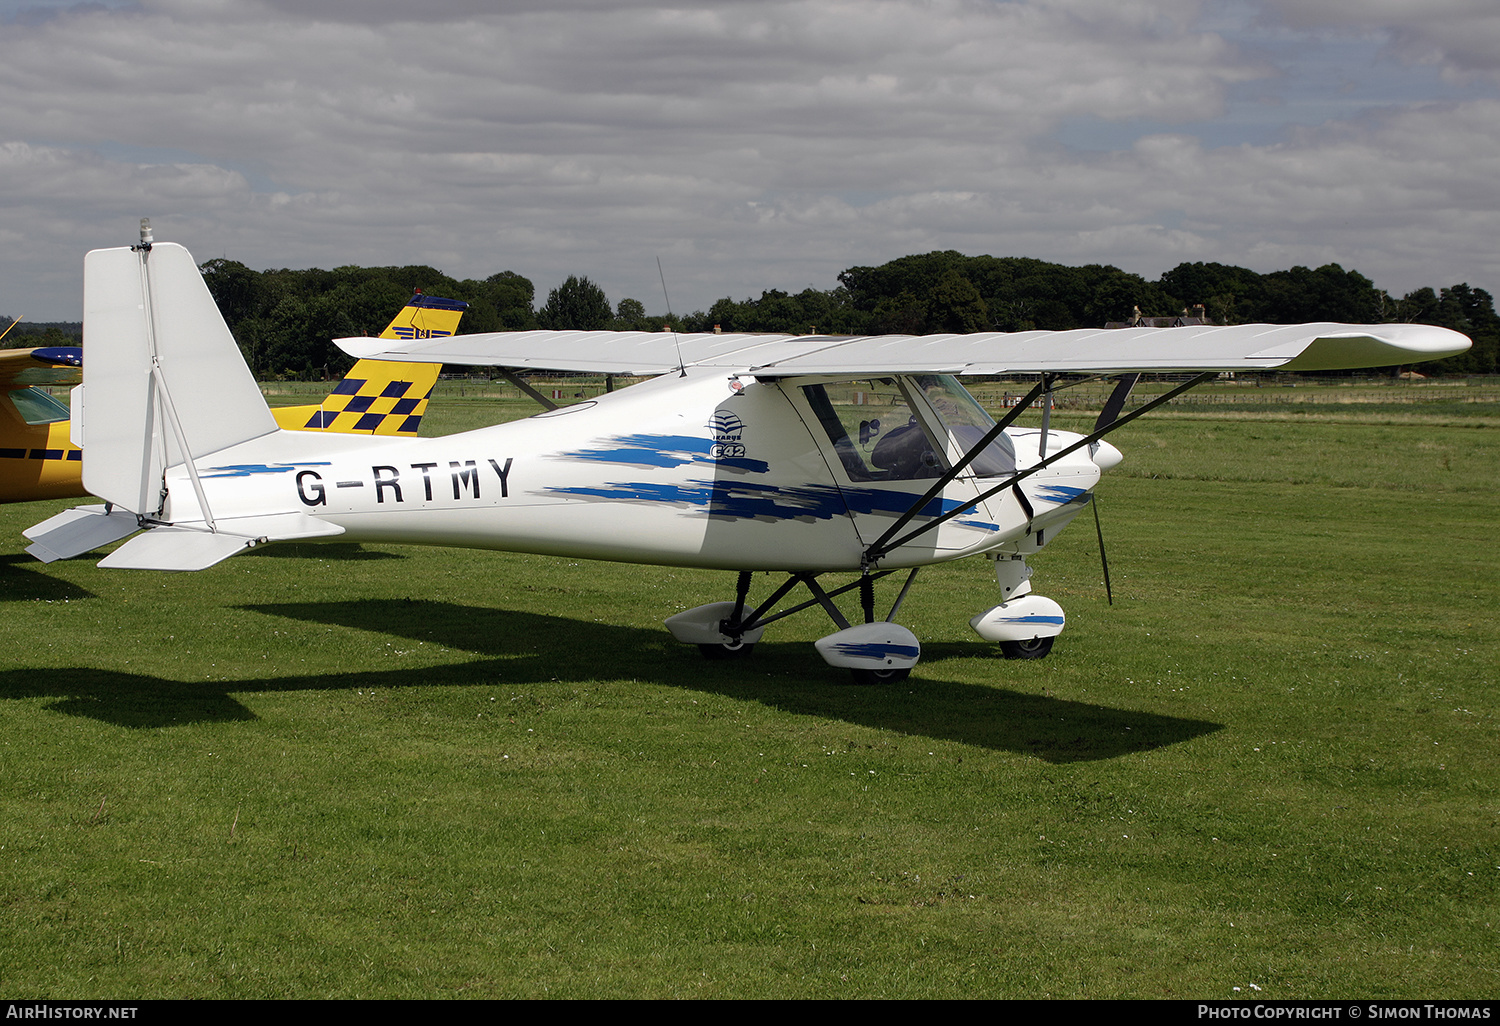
<box><xmin>971</xmin><ymin>555</ymin><xmax>1064</xmax><ymax>659</ymax></box>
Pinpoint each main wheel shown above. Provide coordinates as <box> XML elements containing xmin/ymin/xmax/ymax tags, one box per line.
<box><xmin>848</xmin><ymin>667</ymin><xmax>911</xmax><ymax>685</ymax></box>
<box><xmin>1000</xmin><ymin>636</ymin><xmax>1054</xmax><ymax>660</ymax></box>
<box><xmin>698</xmin><ymin>640</ymin><xmax>755</xmax><ymax>660</ymax></box>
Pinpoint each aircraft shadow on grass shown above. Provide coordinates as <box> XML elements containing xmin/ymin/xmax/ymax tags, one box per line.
<box><xmin>0</xmin><ymin>552</ymin><xmax>96</xmax><ymax>603</ymax></box>
<box><xmin>240</xmin><ymin>542</ymin><xmax>405</xmax><ymax>562</ymax></box>
<box><xmin>0</xmin><ymin>599</ymin><xmax>1219</xmax><ymax>763</ymax></box>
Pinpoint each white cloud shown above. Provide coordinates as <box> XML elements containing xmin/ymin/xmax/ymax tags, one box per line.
<box><xmin>1258</xmin><ymin>0</ymin><xmax>1500</xmax><ymax>82</ymax></box>
<box><xmin>0</xmin><ymin>0</ymin><xmax>1494</xmax><ymax>321</ymax></box>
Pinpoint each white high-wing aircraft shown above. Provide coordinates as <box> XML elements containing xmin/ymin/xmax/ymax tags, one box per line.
<box><xmin>26</xmin><ymin>235</ymin><xmax>1471</xmax><ymax>683</ymax></box>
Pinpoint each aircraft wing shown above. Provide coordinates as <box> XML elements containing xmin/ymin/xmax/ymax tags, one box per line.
<box><xmin>336</xmin><ymin>330</ymin><xmax>828</xmax><ymax>376</ymax></box>
<box><xmin>335</xmin><ymin>322</ymin><xmax>1470</xmax><ymax>377</ymax></box>
<box><xmin>0</xmin><ymin>346</ymin><xmax>83</xmax><ymax>387</ymax></box>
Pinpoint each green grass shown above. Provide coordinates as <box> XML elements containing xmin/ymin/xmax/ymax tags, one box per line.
<box><xmin>1</xmin><ymin>393</ymin><xmax>1496</xmax><ymax>998</ymax></box>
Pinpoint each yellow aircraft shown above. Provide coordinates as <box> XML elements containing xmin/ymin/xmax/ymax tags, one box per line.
<box><xmin>0</xmin><ymin>293</ymin><xmax>465</xmax><ymax>505</ymax></box>
<box><xmin>0</xmin><ymin>344</ymin><xmax>84</xmax><ymax>502</ymax></box>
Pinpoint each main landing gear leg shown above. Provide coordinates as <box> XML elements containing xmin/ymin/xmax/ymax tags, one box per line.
<box><xmin>663</xmin><ymin>569</ymin><xmax>923</xmax><ymax>684</ymax></box>
<box><xmin>666</xmin><ymin>570</ymin><xmax>765</xmax><ymax>659</ymax></box>
<box><xmin>699</xmin><ymin>571</ymin><xmax>757</xmax><ymax>659</ymax></box>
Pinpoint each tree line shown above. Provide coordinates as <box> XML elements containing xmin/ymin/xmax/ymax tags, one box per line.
<box><xmin>6</xmin><ymin>251</ymin><xmax>1495</xmax><ymax>374</ymax></box>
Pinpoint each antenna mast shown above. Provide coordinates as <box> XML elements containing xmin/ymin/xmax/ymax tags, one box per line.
<box><xmin>657</xmin><ymin>256</ymin><xmax>686</xmax><ymax>377</ymax></box>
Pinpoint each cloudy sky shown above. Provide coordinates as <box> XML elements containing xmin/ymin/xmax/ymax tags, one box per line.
<box><xmin>2</xmin><ymin>0</ymin><xmax>1497</xmax><ymax>321</ymax></box>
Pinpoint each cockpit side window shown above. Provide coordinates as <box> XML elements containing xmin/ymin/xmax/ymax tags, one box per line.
<box><xmin>802</xmin><ymin>380</ymin><xmax>946</xmax><ymax>482</ymax></box>
<box><xmin>8</xmin><ymin>387</ymin><xmax>70</xmax><ymax>425</ymax></box>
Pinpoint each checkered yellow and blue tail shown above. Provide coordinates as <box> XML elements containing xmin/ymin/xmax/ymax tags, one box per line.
<box><xmin>273</xmin><ymin>293</ymin><xmax>467</xmax><ymax>436</ymax></box>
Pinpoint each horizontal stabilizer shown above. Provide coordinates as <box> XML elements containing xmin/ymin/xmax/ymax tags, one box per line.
<box><xmin>97</xmin><ymin>513</ymin><xmax>344</xmax><ymax>571</ymax></box>
<box><xmin>99</xmin><ymin>528</ymin><xmax>257</xmax><ymax>571</ymax></box>
<box><xmin>24</xmin><ymin>505</ymin><xmax>140</xmax><ymax>563</ymax></box>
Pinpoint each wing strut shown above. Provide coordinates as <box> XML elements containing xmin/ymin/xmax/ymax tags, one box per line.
<box><xmin>1094</xmin><ymin>373</ymin><xmax>1140</xmax><ymax>432</ymax></box>
<box><xmin>864</xmin><ymin>372</ymin><xmax>1214</xmax><ymax>564</ymax></box>
<box><xmin>497</xmin><ymin>369</ymin><xmax>560</xmax><ymax>411</ymax></box>
<box><xmin>719</xmin><ymin>570</ymin><xmax>905</xmax><ymax>637</ymax></box>
<box><xmin>1037</xmin><ymin>373</ymin><xmax>1055</xmax><ymax>457</ymax></box>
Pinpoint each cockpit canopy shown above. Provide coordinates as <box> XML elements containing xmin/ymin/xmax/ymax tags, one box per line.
<box><xmin>800</xmin><ymin>374</ymin><xmax>1016</xmax><ymax>482</ymax></box>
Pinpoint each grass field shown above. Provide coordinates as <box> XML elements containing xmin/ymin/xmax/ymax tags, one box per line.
<box><xmin>1</xmin><ymin>389</ymin><xmax>1496</xmax><ymax>998</ymax></box>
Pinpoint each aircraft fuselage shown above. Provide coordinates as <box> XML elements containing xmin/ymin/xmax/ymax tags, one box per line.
<box><xmin>158</xmin><ymin>369</ymin><xmax>1103</xmax><ymax>573</ymax></box>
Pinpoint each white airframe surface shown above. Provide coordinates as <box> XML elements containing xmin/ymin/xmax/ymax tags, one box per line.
<box><xmin>336</xmin><ymin>322</ymin><xmax>1470</xmax><ymax>377</ymax></box>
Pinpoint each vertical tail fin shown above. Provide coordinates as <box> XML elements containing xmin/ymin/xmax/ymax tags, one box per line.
<box><xmin>382</xmin><ymin>292</ymin><xmax>468</xmax><ymax>343</ymax></box>
<box><xmin>80</xmin><ymin>242</ymin><xmax>276</xmax><ymax>516</ymax></box>
<box><xmin>273</xmin><ymin>293</ymin><xmax>466</xmax><ymax>436</ymax></box>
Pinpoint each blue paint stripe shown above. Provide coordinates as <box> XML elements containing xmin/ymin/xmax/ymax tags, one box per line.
<box><xmin>832</xmin><ymin>642</ymin><xmax>921</xmax><ymax>660</ymax></box>
<box><xmin>548</xmin><ymin>477</ymin><xmax>1005</xmax><ymax>529</ymax></box>
<box><xmin>560</xmin><ymin>433</ymin><xmax>768</xmax><ymax>474</ymax></box>
<box><xmin>201</xmin><ymin>462</ymin><xmax>332</xmax><ymax>478</ymax></box>
<box><xmin>0</xmin><ymin>447</ymin><xmax>78</xmax><ymax>461</ymax></box>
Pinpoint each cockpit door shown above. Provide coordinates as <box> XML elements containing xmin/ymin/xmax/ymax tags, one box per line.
<box><xmin>788</xmin><ymin>376</ymin><xmax>1003</xmax><ymax>561</ymax></box>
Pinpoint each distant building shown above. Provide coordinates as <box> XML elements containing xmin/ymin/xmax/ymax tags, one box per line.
<box><xmin>1105</xmin><ymin>304</ymin><xmax>1211</xmax><ymax>329</ymax></box>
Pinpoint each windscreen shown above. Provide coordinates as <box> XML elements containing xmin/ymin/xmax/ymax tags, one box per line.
<box><xmin>912</xmin><ymin>375</ymin><xmax>1016</xmax><ymax>478</ymax></box>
